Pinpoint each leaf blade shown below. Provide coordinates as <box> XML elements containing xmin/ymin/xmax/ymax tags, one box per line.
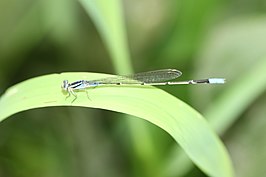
<box><xmin>0</xmin><ymin>72</ymin><xmax>234</xmax><ymax>177</ymax></box>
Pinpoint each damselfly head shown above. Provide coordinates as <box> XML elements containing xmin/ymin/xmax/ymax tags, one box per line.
<box><xmin>61</xmin><ymin>80</ymin><xmax>69</xmax><ymax>91</ymax></box>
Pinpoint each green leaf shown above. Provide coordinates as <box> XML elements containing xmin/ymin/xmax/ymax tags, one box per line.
<box><xmin>0</xmin><ymin>72</ymin><xmax>234</xmax><ymax>177</ymax></box>
<box><xmin>78</xmin><ymin>1</ymin><xmax>159</xmax><ymax>175</ymax></box>
<box><xmin>79</xmin><ymin>0</ymin><xmax>132</xmax><ymax>74</ymax></box>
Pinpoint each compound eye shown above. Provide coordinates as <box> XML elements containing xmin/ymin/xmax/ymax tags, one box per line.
<box><xmin>61</xmin><ymin>80</ymin><xmax>69</xmax><ymax>90</ymax></box>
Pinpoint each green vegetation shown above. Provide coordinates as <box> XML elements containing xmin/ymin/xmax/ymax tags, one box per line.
<box><xmin>0</xmin><ymin>0</ymin><xmax>266</xmax><ymax>177</ymax></box>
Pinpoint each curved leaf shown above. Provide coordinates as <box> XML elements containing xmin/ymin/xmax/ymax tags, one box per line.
<box><xmin>0</xmin><ymin>72</ymin><xmax>234</xmax><ymax>177</ymax></box>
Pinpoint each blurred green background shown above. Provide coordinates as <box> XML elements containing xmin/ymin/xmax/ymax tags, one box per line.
<box><xmin>0</xmin><ymin>0</ymin><xmax>266</xmax><ymax>177</ymax></box>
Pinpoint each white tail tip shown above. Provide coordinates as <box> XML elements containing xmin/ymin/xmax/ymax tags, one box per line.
<box><xmin>208</xmin><ymin>78</ymin><xmax>226</xmax><ymax>84</ymax></box>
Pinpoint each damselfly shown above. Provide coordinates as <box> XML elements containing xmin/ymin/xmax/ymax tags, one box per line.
<box><xmin>61</xmin><ymin>69</ymin><xmax>225</xmax><ymax>102</ymax></box>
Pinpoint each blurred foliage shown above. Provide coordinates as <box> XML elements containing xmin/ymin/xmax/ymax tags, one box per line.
<box><xmin>0</xmin><ymin>0</ymin><xmax>266</xmax><ymax>177</ymax></box>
